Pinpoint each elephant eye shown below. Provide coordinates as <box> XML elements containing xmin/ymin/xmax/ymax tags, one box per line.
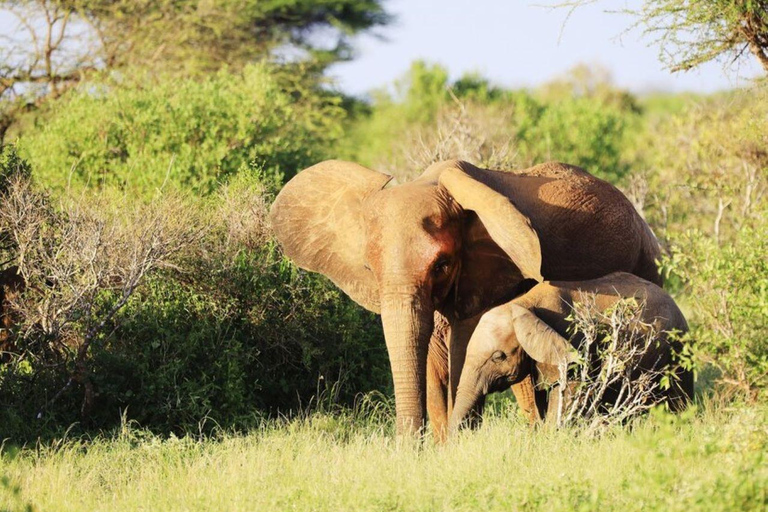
<box><xmin>491</xmin><ymin>350</ymin><xmax>506</xmax><ymax>363</ymax></box>
<box><xmin>432</xmin><ymin>256</ymin><xmax>452</xmax><ymax>276</ymax></box>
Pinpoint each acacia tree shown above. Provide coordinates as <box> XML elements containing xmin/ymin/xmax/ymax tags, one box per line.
<box><xmin>558</xmin><ymin>0</ymin><xmax>768</xmax><ymax>73</ymax></box>
<box><xmin>0</xmin><ymin>0</ymin><xmax>391</xmax><ymax>139</ymax></box>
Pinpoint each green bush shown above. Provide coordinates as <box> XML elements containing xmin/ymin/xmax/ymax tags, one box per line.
<box><xmin>17</xmin><ymin>65</ymin><xmax>345</xmax><ymax>197</ymax></box>
<box><xmin>0</xmin><ymin>145</ymin><xmax>31</xmax><ymax>193</ymax></box>
<box><xmin>3</xmin><ymin>58</ymin><xmax>766</xmax><ymax>442</ymax></box>
<box><xmin>636</xmin><ymin>88</ymin><xmax>768</xmax><ymax>239</ymax></box>
<box><xmin>663</xmin><ymin>225</ymin><xmax>767</xmax><ymax>400</ymax></box>
<box><xmin>85</xmin><ymin>244</ymin><xmax>390</xmax><ymax>435</ymax></box>
<box><xmin>340</xmin><ymin>61</ymin><xmax>636</xmax><ymax>184</ymax></box>
<box><xmin>643</xmin><ymin>87</ymin><xmax>768</xmax><ymax>400</ymax></box>
<box><xmin>0</xmin><ymin>163</ymin><xmax>389</xmax><ymax>440</ymax></box>
<box><xmin>517</xmin><ymin>95</ymin><xmax>633</xmax><ymax>183</ymax></box>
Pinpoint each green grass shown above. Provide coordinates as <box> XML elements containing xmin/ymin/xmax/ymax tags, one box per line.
<box><xmin>1</xmin><ymin>400</ymin><xmax>765</xmax><ymax>512</ymax></box>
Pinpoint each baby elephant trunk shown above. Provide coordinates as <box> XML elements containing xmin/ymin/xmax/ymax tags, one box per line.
<box><xmin>448</xmin><ymin>379</ymin><xmax>484</xmax><ymax>434</ymax></box>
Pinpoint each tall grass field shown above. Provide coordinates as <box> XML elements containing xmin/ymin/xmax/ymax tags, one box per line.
<box><xmin>1</xmin><ymin>399</ymin><xmax>766</xmax><ymax>512</ymax></box>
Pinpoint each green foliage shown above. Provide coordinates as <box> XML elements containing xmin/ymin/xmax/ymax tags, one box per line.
<box><xmin>2</xmin><ymin>55</ymin><xmax>767</xmax><ymax>482</ymax></box>
<box><xmin>82</xmin><ymin>246</ymin><xmax>389</xmax><ymax>435</ymax></box>
<box><xmin>633</xmin><ymin>0</ymin><xmax>768</xmax><ymax>73</ymax></box>
<box><xmin>0</xmin><ymin>145</ymin><xmax>31</xmax><ymax>194</ymax></box>
<box><xmin>663</xmin><ymin>225</ymin><xmax>768</xmax><ymax>400</ymax></box>
<box><xmin>516</xmin><ymin>94</ymin><xmax>633</xmax><ymax>182</ymax></box>
<box><xmin>0</xmin><ymin>164</ymin><xmax>389</xmax><ymax>440</ymax></box>
<box><xmin>452</xmin><ymin>72</ymin><xmax>509</xmax><ymax>102</ymax></box>
<box><xmin>337</xmin><ymin>61</ymin><xmax>451</xmax><ymax>168</ymax></box>
<box><xmin>560</xmin><ymin>1</ymin><xmax>768</xmax><ymax>73</ymax></box>
<box><xmin>75</xmin><ymin>0</ymin><xmax>391</xmax><ymax>71</ymax></box>
<box><xmin>341</xmin><ymin>62</ymin><xmax>637</xmax><ymax>183</ymax></box>
<box><xmin>394</xmin><ymin>61</ymin><xmax>452</xmax><ymax>123</ymax></box>
<box><xmin>0</xmin><ymin>0</ymin><xmax>391</xmax><ymax>99</ymax></box>
<box><xmin>637</xmin><ymin>87</ymin><xmax>768</xmax><ymax>239</ymax></box>
<box><xmin>0</xmin><ymin>0</ymin><xmax>389</xmax><ymax>146</ymax></box>
<box><xmin>639</xmin><ymin>87</ymin><xmax>768</xmax><ymax>400</ymax></box>
<box><xmin>17</xmin><ymin>65</ymin><xmax>345</xmax><ymax>196</ymax></box>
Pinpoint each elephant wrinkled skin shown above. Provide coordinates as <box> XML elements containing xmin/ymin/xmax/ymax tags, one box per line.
<box><xmin>449</xmin><ymin>272</ymin><xmax>694</xmax><ymax>433</ymax></box>
<box><xmin>269</xmin><ymin>159</ymin><xmax>661</xmax><ymax>438</ymax></box>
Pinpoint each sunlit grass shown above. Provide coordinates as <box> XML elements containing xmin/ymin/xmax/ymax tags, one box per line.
<box><xmin>1</xmin><ymin>398</ymin><xmax>765</xmax><ymax>512</ymax></box>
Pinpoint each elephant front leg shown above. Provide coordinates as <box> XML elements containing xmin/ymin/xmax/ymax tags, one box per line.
<box><xmin>427</xmin><ymin>312</ymin><xmax>450</xmax><ymax>443</ymax></box>
<box><xmin>511</xmin><ymin>359</ymin><xmax>544</xmax><ymax>425</ymax></box>
<box><xmin>511</xmin><ymin>373</ymin><xmax>541</xmax><ymax>425</ymax></box>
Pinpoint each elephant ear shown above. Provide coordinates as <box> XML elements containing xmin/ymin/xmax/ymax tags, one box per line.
<box><xmin>269</xmin><ymin>160</ymin><xmax>392</xmax><ymax>313</ymax></box>
<box><xmin>510</xmin><ymin>304</ymin><xmax>578</xmax><ymax>366</ymax></box>
<box><xmin>436</xmin><ymin>163</ymin><xmax>542</xmax><ymax>318</ymax></box>
<box><xmin>439</xmin><ymin>165</ymin><xmax>543</xmax><ymax>282</ymax></box>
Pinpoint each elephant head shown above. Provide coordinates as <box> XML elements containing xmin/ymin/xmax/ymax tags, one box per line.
<box><xmin>269</xmin><ymin>160</ymin><xmax>543</xmax><ymax>435</ymax></box>
<box><xmin>449</xmin><ymin>303</ymin><xmax>578</xmax><ymax>433</ymax></box>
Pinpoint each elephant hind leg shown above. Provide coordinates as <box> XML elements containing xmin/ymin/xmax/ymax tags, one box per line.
<box><xmin>427</xmin><ymin>313</ymin><xmax>450</xmax><ymax>443</ymax></box>
<box><xmin>666</xmin><ymin>366</ymin><xmax>694</xmax><ymax>413</ymax></box>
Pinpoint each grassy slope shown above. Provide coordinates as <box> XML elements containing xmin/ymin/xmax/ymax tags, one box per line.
<box><xmin>1</xmin><ymin>402</ymin><xmax>765</xmax><ymax>512</ymax></box>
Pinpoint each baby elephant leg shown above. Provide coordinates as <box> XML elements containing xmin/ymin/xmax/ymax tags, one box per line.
<box><xmin>511</xmin><ymin>372</ymin><xmax>541</xmax><ymax>425</ymax></box>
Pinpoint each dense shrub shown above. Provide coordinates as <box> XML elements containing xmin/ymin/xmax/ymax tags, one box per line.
<box><xmin>639</xmin><ymin>87</ymin><xmax>768</xmax><ymax>400</ymax></box>
<box><xmin>87</xmin><ymin>247</ymin><xmax>389</xmax><ymax>433</ymax></box>
<box><xmin>0</xmin><ymin>153</ymin><xmax>206</xmax><ymax>437</ymax></box>
<box><xmin>17</xmin><ymin>65</ymin><xmax>345</xmax><ymax>197</ymax></box>
<box><xmin>664</xmin><ymin>226</ymin><xmax>767</xmax><ymax>401</ymax></box>
<box><xmin>636</xmin><ymin>87</ymin><xmax>768</xmax><ymax>239</ymax></box>
<box><xmin>0</xmin><ymin>160</ymin><xmax>389</xmax><ymax>440</ymax></box>
<box><xmin>2</xmin><ymin>59</ymin><xmax>767</xmax><ymax>441</ymax></box>
<box><xmin>516</xmin><ymin>94</ymin><xmax>633</xmax><ymax>182</ymax></box>
<box><xmin>0</xmin><ymin>145</ymin><xmax>31</xmax><ymax>193</ymax></box>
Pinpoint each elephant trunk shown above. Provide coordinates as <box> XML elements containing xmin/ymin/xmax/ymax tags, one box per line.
<box><xmin>448</xmin><ymin>376</ymin><xmax>484</xmax><ymax>435</ymax></box>
<box><xmin>380</xmin><ymin>287</ymin><xmax>434</xmax><ymax>437</ymax></box>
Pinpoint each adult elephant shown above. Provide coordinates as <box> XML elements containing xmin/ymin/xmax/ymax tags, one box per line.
<box><xmin>269</xmin><ymin>159</ymin><xmax>660</xmax><ymax>437</ymax></box>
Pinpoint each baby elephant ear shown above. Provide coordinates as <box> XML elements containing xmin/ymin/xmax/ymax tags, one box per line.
<box><xmin>510</xmin><ymin>304</ymin><xmax>578</xmax><ymax>366</ymax></box>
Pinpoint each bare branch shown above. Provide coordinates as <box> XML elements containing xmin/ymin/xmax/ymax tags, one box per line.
<box><xmin>0</xmin><ymin>175</ymin><xmax>206</xmax><ymax>419</ymax></box>
<box><xmin>549</xmin><ymin>297</ymin><xmax>686</xmax><ymax>437</ymax></box>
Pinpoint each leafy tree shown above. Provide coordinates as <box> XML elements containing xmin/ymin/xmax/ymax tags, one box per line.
<box><xmin>558</xmin><ymin>1</ymin><xmax>768</xmax><ymax>73</ymax></box>
<box><xmin>0</xmin><ymin>0</ymin><xmax>390</xmax><ymax>139</ymax></box>
<box><xmin>17</xmin><ymin>64</ymin><xmax>344</xmax><ymax>196</ymax></box>
<box><xmin>637</xmin><ymin>0</ymin><xmax>768</xmax><ymax>72</ymax></box>
<box><xmin>72</xmin><ymin>0</ymin><xmax>390</xmax><ymax>72</ymax></box>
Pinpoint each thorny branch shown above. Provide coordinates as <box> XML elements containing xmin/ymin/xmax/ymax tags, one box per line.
<box><xmin>0</xmin><ymin>176</ymin><xmax>206</xmax><ymax>420</ymax></box>
<box><xmin>550</xmin><ymin>298</ymin><xmax>681</xmax><ymax>437</ymax></box>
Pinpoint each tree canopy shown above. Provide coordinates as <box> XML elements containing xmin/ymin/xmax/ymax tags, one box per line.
<box><xmin>0</xmin><ymin>0</ymin><xmax>391</xmax><ymax>138</ymax></box>
<box><xmin>559</xmin><ymin>0</ymin><xmax>768</xmax><ymax>73</ymax></box>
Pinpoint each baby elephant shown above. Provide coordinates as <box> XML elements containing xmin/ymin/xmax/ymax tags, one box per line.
<box><xmin>449</xmin><ymin>272</ymin><xmax>693</xmax><ymax>433</ymax></box>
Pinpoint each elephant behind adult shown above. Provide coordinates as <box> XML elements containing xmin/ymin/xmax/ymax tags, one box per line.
<box><xmin>269</xmin><ymin>159</ymin><xmax>661</xmax><ymax>437</ymax></box>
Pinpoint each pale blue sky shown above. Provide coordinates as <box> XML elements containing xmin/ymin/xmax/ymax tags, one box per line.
<box><xmin>329</xmin><ymin>0</ymin><xmax>761</xmax><ymax>96</ymax></box>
